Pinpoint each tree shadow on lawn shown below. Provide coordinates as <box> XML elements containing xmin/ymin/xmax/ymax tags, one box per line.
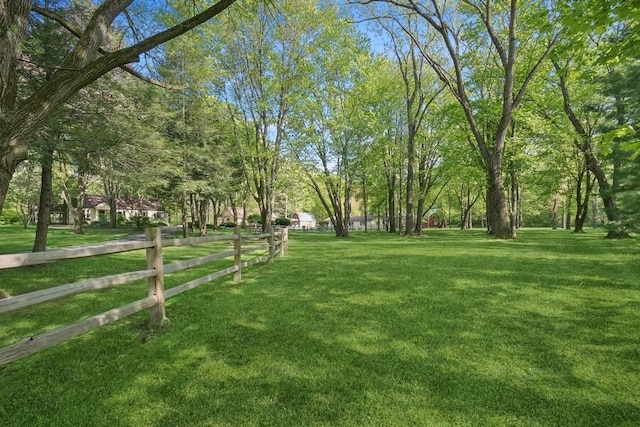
<box><xmin>1</xmin><ymin>233</ymin><xmax>639</xmax><ymax>425</ymax></box>
<box><xmin>3</xmin><ymin>295</ymin><xmax>640</xmax><ymax>426</ymax></box>
<box><xmin>2</xmin><ymin>260</ymin><xmax>639</xmax><ymax>426</ymax></box>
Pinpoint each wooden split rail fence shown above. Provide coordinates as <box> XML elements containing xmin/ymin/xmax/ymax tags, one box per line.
<box><xmin>0</xmin><ymin>226</ymin><xmax>289</xmax><ymax>366</ymax></box>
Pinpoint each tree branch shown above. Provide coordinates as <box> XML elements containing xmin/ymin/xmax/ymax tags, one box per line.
<box><xmin>512</xmin><ymin>31</ymin><xmax>560</xmax><ymax>110</ymax></box>
<box><xmin>31</xmin><ymin>5</ymin><xmax>186</xmax><ymax>90</ymax></box>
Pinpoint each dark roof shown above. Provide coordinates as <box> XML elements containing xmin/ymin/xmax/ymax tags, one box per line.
<box><xmin>82</xmin><ymin>195</ymin><xmax>163</xmax><ymax>211</ymax></box>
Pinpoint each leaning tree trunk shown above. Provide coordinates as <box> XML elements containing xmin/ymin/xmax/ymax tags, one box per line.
<box><xmin>573</xmin><ymin>166</ymin><xmax>593</xmax><ymax>233</ymax></box>
<box><xmin>555</xmin><ymin>60</ymin><xmax>627</xmax><ymax>238</ymax></box>
<box><xmin>584</xmin><ymin>152</ymin><xmax>628</xmax><ymax>238</ymax></box>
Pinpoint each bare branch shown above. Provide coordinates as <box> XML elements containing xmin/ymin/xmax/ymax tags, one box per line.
<box><xmin>513</xmin><ymin>31</ymin><xmax>560</xmax><ymax>110</ymax></box>
<box><xmin>31</xmin><ymin>5</ymin><xmax>185</xmax><ymax>90</ymax></box>
<box><xmin>461</xmin><ymin>0</ymin><xmax>508</xmax><ymax>70</ymax></box>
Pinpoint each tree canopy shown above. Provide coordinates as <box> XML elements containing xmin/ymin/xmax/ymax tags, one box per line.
<box><xmin>2</xmin><ymin>0</ymin><xmax>638</xmax><ymax>241</ymax></box>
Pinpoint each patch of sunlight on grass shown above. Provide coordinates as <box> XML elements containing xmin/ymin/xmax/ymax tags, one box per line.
<box><xmin>334</xmin><ymin>328</ymin><xmax>389</xmax><ymax>355</ymax></box>
<box><xmin>1</xmin><ymin>229</ymin><xmax>639</xmax><ymax>425</ymax></box>
<box><xmin>343</xmin><ymin>290</ymin><xmax>405</xmax><ymax>306</ymax></box>
<box><xmin>234</xmin><ymin>319</ymin><xmax>267</xmax><ymax>331</ymax></box>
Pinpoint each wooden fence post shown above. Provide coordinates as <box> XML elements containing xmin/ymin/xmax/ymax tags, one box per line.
<box><xmin>279</xmin><ymin>227</ymin><xmax>287</xmax><ymax>256</ymax></box>
<box><xmin>233</xmin><ymin>226</ymin><xmax>242</xmax><ymax>282</ymax></box>
<box><xmin>268</xmin><ymin>227</ymin><xmax>275</xmax><ymax>264</ymax></box>
<box><xmin>146</xmin><ymin>227</ymin><xmax>166</xmax><ymax>326</ymax></box>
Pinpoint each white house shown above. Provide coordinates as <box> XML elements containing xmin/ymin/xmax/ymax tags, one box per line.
<box><xmin>291</xmin><ymin>212</ymin><xmax>316</xmax><ymax>229</ymax></box>
<box><xmin>349</xmin><ymin>215</ymin><xmax>378</xmax><ymax>230</ymax></box>
<box><xmin>82</xmin><ymin>195</ymin><xmax>167</xmax><ymax>223</ymax></box>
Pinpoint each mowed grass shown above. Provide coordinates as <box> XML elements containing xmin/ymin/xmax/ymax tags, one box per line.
<box><xmin>0</xmin><ymin>226</ymin><xmax>639</xmax><ymax>426</ymax></box>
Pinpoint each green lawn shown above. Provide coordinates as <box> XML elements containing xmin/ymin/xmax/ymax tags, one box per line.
<box><xmin>0</xmin><ymin>226</ymin><xmax>639</xmax><ymax>426</ymax></box>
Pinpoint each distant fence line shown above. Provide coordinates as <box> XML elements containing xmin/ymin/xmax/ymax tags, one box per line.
<box><xmin>0</xmin><ymin>226</ymin><xmax>288</xmax><ymax>367</ymax></box>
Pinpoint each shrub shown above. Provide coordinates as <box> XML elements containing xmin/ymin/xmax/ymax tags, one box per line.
<box><xmin>247</xmin><ymin>214</ymin><xmax>262</xmax><ymax>224</ymax></box>
<box><xmin>116</xmin><ymin>213</ymin><xmax>127</xmax><ymax>226</ymax></box>
<box><xmin>131</xmin><ymin>215</ymin><xmax>152</xmax><ymax>230</ymax></box>
<box><xmin>275</xmin><ymin>217</ymin><xmax>291</xmax><ymax>226</ymax></box>
<box><xmin>0</xmin><ymin>211</ymin><xmax>22</xmax><ymax>225</ymax></box>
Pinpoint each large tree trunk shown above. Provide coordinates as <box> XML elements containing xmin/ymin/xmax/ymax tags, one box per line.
<box><xmin>260</xmin><ymin>205</ymin><xmax>269</xmax><ymax>234</ymax></box>
<box><xmin>198</xmin><ymin>198</ymin><xmax>208</xmax><ymax>236</ymax></box>
<box><xmin>487</xmin><ymin>159</ymin><xmax>513</xmax><ymax>238</ymax></box>
<box><xmin>32</xmin><ymin>143</ymin><xmax>54</xmax><ymax>252</ymax></box>
<box><xmin>108</xmin><ymin>194</ymin><xmax>117</xmax><ymax>227</ymax></box>
<box><xmin>73</xmin><ymin>206</ymin><xmax>84</xmax><ymax>234</ymax></box>
<box><xmin>104</xmin><ymin>179</ymin><xmax>119</xmax><ymax>228</ymax></box>
<box><xmin>584</xmin><ymin>152</ymin><xmax>627</xmax><ymax>237</ymax></box>
<box><xmin>242</xmin><ymin>203</ymin><xmax>247</xmax><ymax>228</ymax></box>
<box><xmin>0</xmin><ymin>0</ymin><xmax>30</xmax><ymax>215</ymax></box>
<box><xmin>405</xmin><ymin>135</ymin><xmax>415</xmax><ymax>236</ymax></box>
<box><xmin>509</xmin><ymin>160</ymin><xmax>519</xmax><ymax>236</ymax></box>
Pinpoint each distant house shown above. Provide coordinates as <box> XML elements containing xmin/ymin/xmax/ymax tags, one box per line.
<box><xmin>421</xmin><ymin>209</ymin><xmax>442</xmax><ymax>228</ymax></box>
<box><xmin>219</xmin><ymin>208</ymin><xmax>245</xmax><ymax>225</ymax></box>
<box><xmin>291</xmin><ymin>212</ymin><xmax>316</xmax><ymax>229</ymax></box>
<box><xmin>82</xmin><ymin>195</ymin><xmax>167</xmax><ymax>223</ymax></box>
<box><xmin>349</xmin><ymin>215</ymin><xmax>378</xmax><ymax>230</ymax></box>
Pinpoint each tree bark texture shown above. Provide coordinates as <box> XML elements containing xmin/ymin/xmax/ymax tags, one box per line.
<box><xmin>487</xmin><ymin>159</ymin><xmax>513</xmax><ymax>238</ymax></box>
<box><xmin>32</xmin><ymin>143</ymin><xmax>54</xmax><ymax>252</ymax></box>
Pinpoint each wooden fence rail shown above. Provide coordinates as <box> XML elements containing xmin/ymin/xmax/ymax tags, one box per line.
<box><xmin>0</xmin><ymin>226</ymin><xmax>289</xmax><ymax>366</ymax></box>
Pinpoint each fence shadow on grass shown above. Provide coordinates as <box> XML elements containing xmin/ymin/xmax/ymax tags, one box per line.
<box><xmin>1</xmin><ymin>229</ymin><xmax>639</xmax><ymax>425</ymax></box>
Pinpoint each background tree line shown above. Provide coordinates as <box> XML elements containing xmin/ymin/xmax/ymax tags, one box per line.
<box><xmin>1</xmin><ymin>0</ymin><xmax>638</xmax><ymax>250</ymax></box>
